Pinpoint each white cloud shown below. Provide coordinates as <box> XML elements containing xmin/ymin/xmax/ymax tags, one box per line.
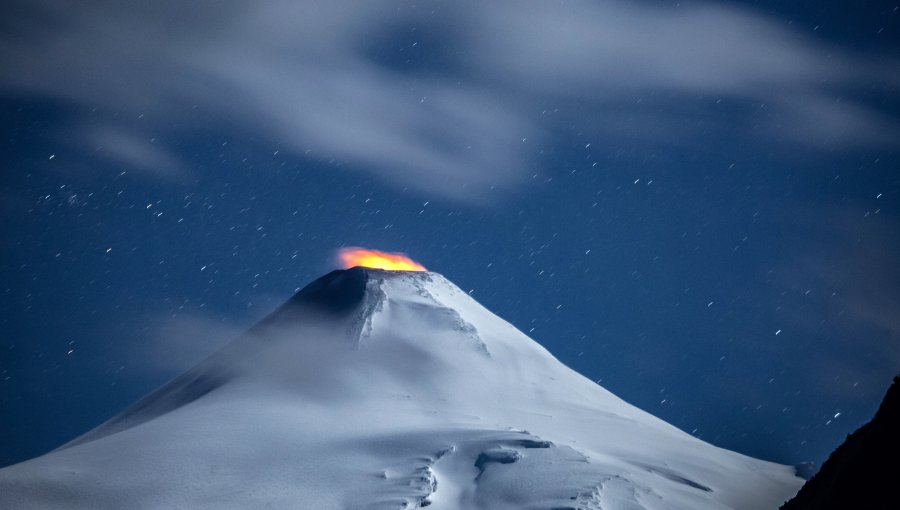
<box><xmin>1</xmin><ymin>0</ymin><xmax>897</xmax><ymax>199</ymax></box>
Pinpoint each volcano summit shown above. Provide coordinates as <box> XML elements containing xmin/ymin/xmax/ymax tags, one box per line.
<box><xmin>0</xmin><ymin>268</ymin><xmax>802</xmax><ymax>509</ymax></box>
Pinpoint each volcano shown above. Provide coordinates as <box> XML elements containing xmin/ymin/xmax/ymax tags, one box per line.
<box><xmin>0</xmin><ymin>268</ymin><xmax>802</xmax><ymax>509</ymax></box>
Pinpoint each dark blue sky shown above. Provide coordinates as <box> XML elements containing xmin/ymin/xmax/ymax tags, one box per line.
<box><xmin>1</xmin><ymin>0</ymin><xmax>898</xmax><ymax>469</ymax></box>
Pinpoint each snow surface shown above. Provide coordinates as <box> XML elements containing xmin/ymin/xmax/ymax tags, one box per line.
<box><xmin>0</xmin><ymin>268</ymin><xmax>802</xmax><ymax>509</ymax></box>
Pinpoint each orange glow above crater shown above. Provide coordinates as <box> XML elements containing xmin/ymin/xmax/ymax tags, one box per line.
<box><xmin>337</xmin><ymin>247</ymin><xmax>427</xmax><ymax>272</ymax></box>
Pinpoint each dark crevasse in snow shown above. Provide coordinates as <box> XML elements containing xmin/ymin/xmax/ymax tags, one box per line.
<box><xmin>780</xmin><ymin>374</ymin><xmax>900</xmax><ymax>510</ymax></box>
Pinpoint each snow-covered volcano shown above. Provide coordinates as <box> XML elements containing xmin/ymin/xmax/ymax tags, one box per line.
<box><xmin>0</xmin><ymin>268</ymin><xmax>802</xmax><ymax>509</ymax></box>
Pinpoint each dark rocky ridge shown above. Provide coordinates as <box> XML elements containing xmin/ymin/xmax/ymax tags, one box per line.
<box><xmin>780</xmin><ymin>375</ymin><xmax>900</xmax><ymax>509</ymax></box>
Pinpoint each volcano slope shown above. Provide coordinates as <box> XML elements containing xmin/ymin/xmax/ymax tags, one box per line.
<box><xmin>0</xmin><ymin>268</ymin><xmax>803</xmax><ymax>509</ymax></box>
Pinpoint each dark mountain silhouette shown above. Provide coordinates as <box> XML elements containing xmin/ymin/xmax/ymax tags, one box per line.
<box><xmin>781</xmin><ymin>375</ymin><xmax>900</xmax><ymax>509</ymax></box>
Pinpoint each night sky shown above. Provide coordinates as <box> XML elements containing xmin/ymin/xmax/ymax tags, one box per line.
<box><xmin>2</xmin><ymin>1</ymin><xmax>899</xmax><ymax>471</ymax></box>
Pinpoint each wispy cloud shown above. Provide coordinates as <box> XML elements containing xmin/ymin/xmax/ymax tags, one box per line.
<box><xmin>85</xmin><ymin>126</ymin><xmax>186</xmax><ymax>181</ymax></box>
<box><xmin>776</xmin><ymin>206</ymin><xmax>900</xmax><ymax>396</ymax></box>
<box><xmin>2</xmin><ymin>0</ymin><xmax>897</xmax><ymax>198</ymax></box>
<box><xmin>113</xmin><ymin>291</ymin><xmax>291</xmax><ymax>377</ymax></box>
<box><xmin>133</xmin><ymin>314</ymin><xmax>245</xmax><ymax>374</ymax></box>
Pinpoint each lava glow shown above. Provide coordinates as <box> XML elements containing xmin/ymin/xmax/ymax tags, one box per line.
<box><xmin>337</xmin><ymin>247</ymin><xmax>427</xmax><ymax>272</ymax></box>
